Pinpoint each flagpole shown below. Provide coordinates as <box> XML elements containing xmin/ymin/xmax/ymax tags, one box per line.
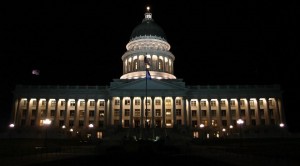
<box><xmin>145</xmin><ymin>69</ymin><xmax>148</xmax><ymax>130</ymax></box>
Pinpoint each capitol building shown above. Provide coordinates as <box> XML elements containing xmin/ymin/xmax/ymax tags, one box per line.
<box><xmin>10</xmin><ymin>8</ymin><xmax>286</xmax><ymax>140</ymax></box>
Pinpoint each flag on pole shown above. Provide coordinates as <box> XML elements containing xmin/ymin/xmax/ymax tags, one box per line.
<box><xmin>144</xmin><ymin>56</ymin><xmax>151</xmax><ymax>67</ymax></box>
<box><xmin>32</xmin><ymin>69</ymin><xmax>40</xmax><ymax>75</ymax></box>
<box><xmin>146</xmin><ymin>69</ymin><xmax>151</xmax><ymax>80</ymax></box>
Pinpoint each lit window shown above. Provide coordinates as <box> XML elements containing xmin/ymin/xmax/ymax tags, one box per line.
<box><xmin>176</xmin><ymin>99</ymin><xmax>181</xmax><ymax>105</ymax></box>
<box><xmin>146</xmin><ymin>99</ymin><xmax>150</xmax><ymax>105</ymax></box>
<box><xmin>250</xmin><ymin>100</ymin><xmax>254</xmax><ymax>107</ymax></box>
<box><xmin>114</xmin><ymin>99</ymin><xmax>120</xmax><ymax>105</ymax></box>
<box><xmin>240</xmin><ymin>100</ymin><xmax>245</xmax><ymax>106</ymax></box>
<box><xmin>259</xmin><ymin>100</ymin><xmax>263</xmax><ymax>106</ymax></box>
<box><xmin>200</xmin><ymin>101</ymin><xmax>206</xmax><ymax>107</ymax></box>
<box><xmin>230</xmin><ymin>100</ymin><xmax>235</xmax><ymax>106</ymax></box>
<box><xmin>155</xmin><ymin>100</ymin><xmax>161</xmax><ymax>105</ymax></box>
<box><xmin>32</xmin><ymin>100</ymin><xmax>37</xmax><ymax>106</ymax></box>
<box><xmin>135</xmin><ymin>100</ymin><xmax>140</xmax><ymax>105</ymax></box>
<box><xmin>166</xmin><ymin>109</ymin><xmax>171</xmax><ymax>116</ymax></box>
<box><xmin>210</xmin><ymin>101</ymin><xmax>216</xmax><ymax>107</ymax></box>
<box><xmin>70</xmin><ymin>101</ymin><xmax>75</xmax><ymax>106</ymax></box>
<box><xmin>221</xmin><ymin>100</ymin><xmax>226</xmax><ymax>107</ymax></box>
<box><xmin>125</xmin><ymin>99</ymin><xmax>130</xmax><ymax>105</ymax></box>
<box><xmin>268</xmin><ymin>100</ymin><xmax>273</xmax><ymax>106</ymax></box>
<box><xmin>80</xmin><ymin>101</ymin><xmax>85</xmax><ymax>106</ymax></box>
<box><xmin>51</xmin><ymin>100</ymin><xmax>56</xmax><ymax>107</ymax></box>
<box><xmin>99</xmin><ymin>101</ymin><xmax>105</xmax><ymax>106</ymax></box>
<box><xmin>165</xmin><ymin>99</ymin><xmax>171</xmax><ymax>106</ymax></box>
<box><xmin>135</xmin><ymin>109</ymin><xmax>140</xmax><ymax>116</ymax></box>
<box><xmin>90</xmin><ymin>101</ymin><xmax>95</xmax><ymax>106</ymax></box>
<box><xmin>191</xmin><ymin>101</ymin><xmax>196</xmax><ymax>106</ymax></box>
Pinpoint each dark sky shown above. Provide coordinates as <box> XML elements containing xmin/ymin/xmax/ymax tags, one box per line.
<box><xmin>1</xmin><ymin>1</ymin><xmax>299</xmax><ymax>132</ymax></box>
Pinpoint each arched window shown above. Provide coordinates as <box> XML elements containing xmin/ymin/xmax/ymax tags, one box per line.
<box><xmin>128</xmin><ymin>62</ymin><xmax>131</xmax><ymax>72</ymax></box>
<box><xmin>158</xmin><ymin>59</ymin><xmax>163</xmax><ymax>71</ymax></box>
<box><xmin>135</xmin><ymin>61</ymin><xmax>138</xmax><ymax>70</ymax></box>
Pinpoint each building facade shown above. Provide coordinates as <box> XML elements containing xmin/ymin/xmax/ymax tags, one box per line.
<box><xmin>10</xmin><ymin>8</ymin><xmax>286</xmax><ymax>139</ymax></box>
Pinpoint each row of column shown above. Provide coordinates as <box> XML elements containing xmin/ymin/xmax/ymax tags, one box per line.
<box><xmin>12</xmin><ymin>96</ymin><xmax>285</xmax><ymax>129</ymax></box>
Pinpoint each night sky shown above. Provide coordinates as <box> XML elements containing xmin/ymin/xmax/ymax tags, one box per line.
<box><xmin>1</xmin><ymin>1</ymin><xmax>299</xmax><ymax>132</ymax></box>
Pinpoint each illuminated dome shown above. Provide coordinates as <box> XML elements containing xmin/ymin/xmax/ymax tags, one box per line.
<box><xmin>129</xmin><ymin>8</ymin><xmax>167</xmax><ymax>42</ymax></box>
<box><xmin>130</xmin><ymin>17</ymin><xmax>167</xmax><ymax>41</ymax></box>
<box><xmin>120</xmin><ymin>7</ymin><xmax>176</xmax><ymax>80</ymax></box>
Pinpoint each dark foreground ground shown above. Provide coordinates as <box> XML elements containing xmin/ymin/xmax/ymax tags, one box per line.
<box><xmin>1</xmin><ymin>137</ymin><xmax>300</xmax><ymax>166</ymax></box>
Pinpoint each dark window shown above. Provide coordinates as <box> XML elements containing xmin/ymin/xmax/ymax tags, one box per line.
<box><xmin>89</xmin><ymin>110</ymin><xmax>95</xmax><ymax>117</ymax></box>
<box><xmin>221</xmin><ymin>110</ymin><xmax>226</xmax><ymax>117</ymax></box>
<box><xmin>69</xmin><ymin>120</ymin><xmax>74</xmax><ymax>127</ymax></box>
<box><xmin>124</xmin><ymin>120</ymin><xmax>130</xmax><ymax>127</ymax></box>
<box><xmin>79</xmin><ymin>120</ymin><xmax>84</xmax><ymax>127</ymax></box>
<box><xmin>70</xmin><ymin>110</ymin><xmax>75</xmax><ymax>117</ymax></box>
<box><xmin>250</xmin><ymin>109</ymin><xmax>255</xmax><ymax>116</ymax></box>
<box><xmin>251</xmin><ymin>119</ymin><xmax>256</xmax><ymax>126</ymax></box>
<box><xmin>176</xmin><ymin>120</ymin><xmax>182</xmax><ymax>125</ymax></box>
<box><xmin>125</xmin><ymin>109</ymin><xmax>130</xmax><ymax>116</ymax></box>
<box><xmin>31</xmin><ymin>120</ymin><xmax>35</xmax><ymax>126</ymax></box>
<box><xmin>192</xmin><ymin>110</ymin><xmax>197</xmax><ymax>117</ymax></box>
<box><xmin>211</xmin><ymin>110</ymin><xmax>216</xmax><ymax>117</ymax></box>
<box><xmin>176</xmin><ymin>109</ymin><xmax>181</xmax><ymax>116</ymax></box>
<box><xmin>50</xmin><ymin>110</ymin><xmax>56</xmax><ymax>117</ymax></box>
<box><xmin>192</xmin><ymin>120</ymin><xmax>197</xmax><ymax>127</ymax></box>
<box><xmin>222</xmin><ymin>120</ymin><xmax>227</xmax><ymax>127</ymax></box>
<box><xmin>201</xmin><ymin>110</ymin><xmax>207</xmax><ymax>117</ymax></box>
